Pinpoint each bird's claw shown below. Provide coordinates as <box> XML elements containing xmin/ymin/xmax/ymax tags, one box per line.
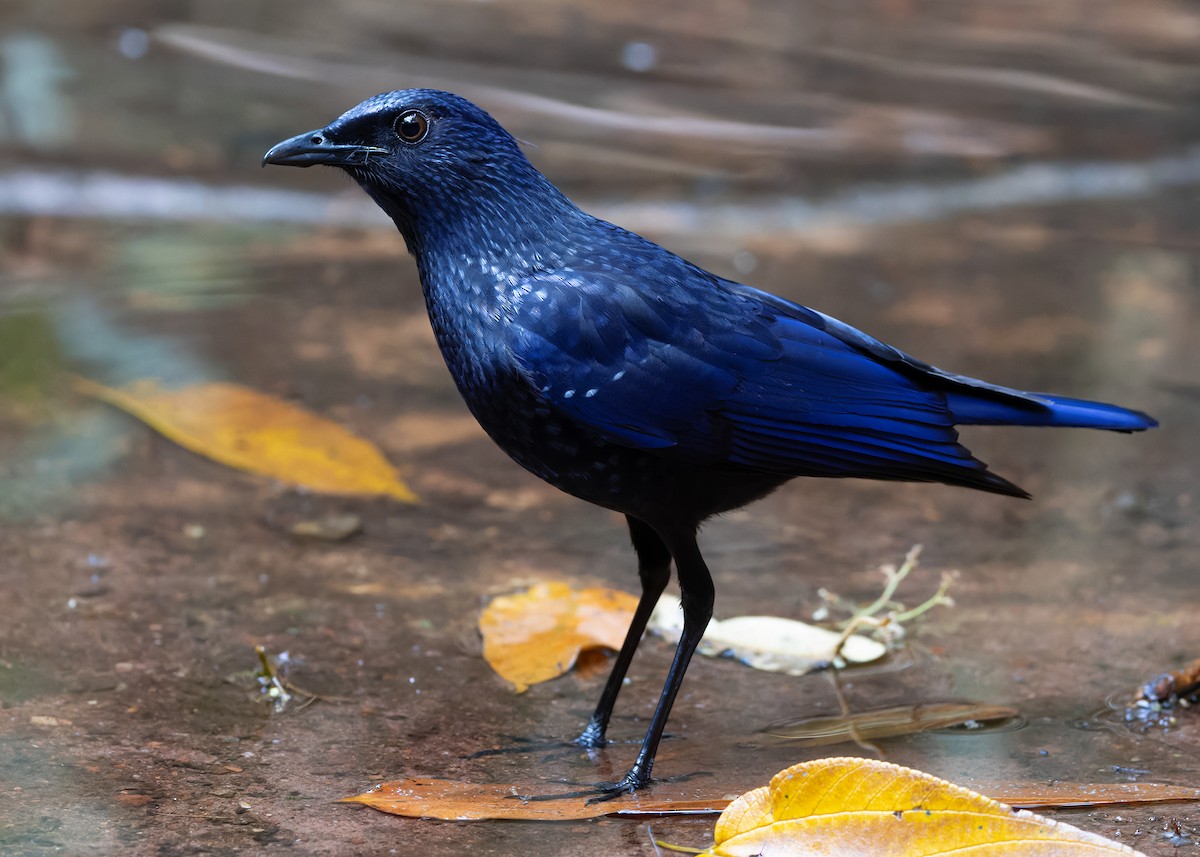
<box><xmin>518</xmin><ymin>772</ymin><xmax>649</xmax><ymax>804</ymax></box>
<box><xmin>584</xmin><ymin>775</ymin><xmax>645</xmax><ymax>804</ymax></box>
<box><xmin>572</xmin><ymin>722</ymin><xmax>611</xmax><ymax>749</ymax></box>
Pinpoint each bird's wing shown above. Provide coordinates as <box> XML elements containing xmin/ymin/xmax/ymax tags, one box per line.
<box><xmin>506</xmin><ymin>265</ymin><xmax>1004</xmax><ymax>488</ymax></box>
<box><xmin>721</xmin><ymin>279</ymin><xmax>1154</xmax><ymax>433</ymax></box>
<box><xmin>719</xmin><ymin>279</ymin><xmax>1047</xmax><ymax>405</ymax></box>
<box><xmin>506</xmin><ymin>267</ymin><xmax>775</xmax><ymax>451</ymax></box>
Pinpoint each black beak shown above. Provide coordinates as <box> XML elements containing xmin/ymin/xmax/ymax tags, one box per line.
<box><xmin>262</xmin><ymin>129</ymin><xmax>389</xmax><ymax>168</ymax></box>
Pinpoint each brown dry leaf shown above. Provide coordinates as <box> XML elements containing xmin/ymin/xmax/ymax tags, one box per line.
<box><xmin>987</xmin><ymin>781</ymin><xmax>1200</xmax><ymax>810</ymax></box>
<box><xmin>479</xmin><ymin>582</ymin><xmax>638</xmax><ymax>692</ymax></box>
<box><xmin>342</xmin><ymin>779</ymin><xmax>632</xmax><ymax>821</ymax></box>
<box><xmin>74</xmin><ymin>377</ymin><xmax>417</xmax><ymax>502</ymax></box>
<box><xmin>341</xmin><ymin>773</ymin><xmax>1199</xmax><ymax>823</ymax></box>
<box><xmin>703</xmin><ymin>757</ymin><xmax>1146</xmax><ymax>856</ymax></box>
<box><xmin>341</xmin><ymin>778</ymin><xmax>732</xmax><ymax>820</ymax></box>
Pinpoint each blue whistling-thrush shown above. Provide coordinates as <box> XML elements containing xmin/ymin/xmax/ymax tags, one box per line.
<box><xmin>265</xmin><ymin>89</ymin><xmax>1156</xmax><ymax>797</ymax></box>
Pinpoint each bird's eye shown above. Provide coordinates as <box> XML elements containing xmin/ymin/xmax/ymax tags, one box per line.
<box><xmin>395</xmin><ymin>111</ymin><xmax>429</xmax><ymax>144</ymax></box>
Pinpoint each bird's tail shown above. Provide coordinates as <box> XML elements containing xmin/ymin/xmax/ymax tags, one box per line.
<box><xmin>945</xmin><ymin>390</ymin><xmax>1157</xmax><ymax>432</ymax></box>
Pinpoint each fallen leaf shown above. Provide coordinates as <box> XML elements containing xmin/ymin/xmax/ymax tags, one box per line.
<box><xmin>703</xmin><ymin>757</ymin><xmax>1146</xmax><ymax>856</ymax></box>
<box><xmin>761</xmin><ymin>701</ymin><xmax>1020</xmax><ymax>746</ymax></box>
<box><xmin>573</xmin><ymin>646</ymin><xmax>618</xmax><ymax>681</ymax></box>
<box><xmin>479</xmin><ymin>582</ymin><xmax>638</xmax><ymax>692</ymax></box>
<box><xmin>341</xmin><ymin>773</ymin><xmax>1200</xmax><ymax>822</ymax></box>
<box><xmin>342</xmin><ymin>779</ymin><xmax>628</xmax><ymax>821</ymax></box>
<box><xmin>984</xmin><ymin>781</ymin><xmax>1200</xmax><ymax>810</ymax></box>
<box><xmin>649</xmin><ymin>594</ymin><xmax>885</xmax><ymax>675</ymax></box>
<box><xmin>341</xmin><ymin>778</ymin><xmax>731</xmax><ymax>820</ymax></box>
<box><xmin>74</xmin><ymin>377</ymin><xmax>416</xmax><ymax>502</ymax></box>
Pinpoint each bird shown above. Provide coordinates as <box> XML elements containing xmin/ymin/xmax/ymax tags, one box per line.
<box><xmin>264</xmin><ymin>89</ymin><xmax>1156</xmax><ymax>798</ymax></box>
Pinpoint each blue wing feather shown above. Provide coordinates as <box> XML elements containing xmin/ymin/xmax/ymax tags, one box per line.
<box><xmin>507</xmin><ymin>254</ymin><xmax>1151</xmax><ymax>495</ymax></box>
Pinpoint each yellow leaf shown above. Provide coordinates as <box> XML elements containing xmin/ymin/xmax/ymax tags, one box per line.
<box><xmin>704</xmin><ymin>757</ymin><xmax>1146</xmax><ymax>856</ymax></box>
<box><xmin>479</xmin><ymin>582</ymin><xmax>639</xmax><ymax>692</ymax></box>
<box><xmin>74</xmin><ymin>377</ymin><xmax>417</xmax><ymax>502</ymax></box>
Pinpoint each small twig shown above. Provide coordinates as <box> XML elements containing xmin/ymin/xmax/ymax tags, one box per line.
<box><xmin>647</xmin><ymin>825</ymin><xmax>664</xmax><ymax>857</ymax></box>
<box><xmin>281</xmin><ymin>679</ymin><xmax>354</xmax><ymax>705</ymax></box>
<box><xmin>893</xmin><ymin>571</ymin><xmax>957</xmax><ymax>623</ymax></box>
<box><xmin>830</xmin><ymin>667</ymin><xmax>883</xmax><ymax>756</ymax></box>
<box><xmin>255</xmin><ymin>645</ymin><xmax>293</xmax><ymax>711</ymax></box>
<box><xmin>253</xmin><ymin>645</ymin><xmax>352</xmax><ymax>710</ymax></box>
<box><xmin>650</xmin><ymin>836</ymin><xmax>705</xmax><ymax>855</ymax></box>
<box><xmin>848</xmin><ymin>544</ymin><xmax>923</xmax><ymax>623</ymax></box>
<box><xmin>816</xmin><ymin>545</ymin><xmax>956</xmax><ymax>654</ymax></box>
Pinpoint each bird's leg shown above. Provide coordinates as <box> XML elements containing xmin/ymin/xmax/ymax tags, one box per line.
<box><xmin>589</xmin><ymin>525</ymin><xmax>713</xmax><ymax>800</ymax></box>
<box><xmin>575</xmin><ymin>515</ymin><xmax>672</xmax><ymax>749</ymax></box>
<box><xmin>473</xmin><ymin>518</ymin><xmax>669</xmax><ymax>763</ymax></box>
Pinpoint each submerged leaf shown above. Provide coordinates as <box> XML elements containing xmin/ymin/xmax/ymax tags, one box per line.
<box><xmin>649</xmin><ymin>594</ymin><xmax>885</xmax><ymax>675</ymax></box>
<box><xmin>479</xmin><ymin>582</ymin><xmax>638</xmax><ymax>692</ymax></box>
<box><xmin>74</xmin><ymin>377</ymin><xmax>417</xmax><ymax>501</ymax></box>
<box><xmin>703</xmin><ymin>757</ymin><xmax>1146</xmax><ymax>856</ymax></box>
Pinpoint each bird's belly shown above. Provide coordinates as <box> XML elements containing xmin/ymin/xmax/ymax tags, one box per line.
<box><xmin>456</xmin><ymin>368</ymin><xmax>785</xmax><ymax>523</ymax></box>
<box><xmin>460</xmin><ymin>372</ymin><xmax>641</xmax><ymax>504</ymax></box>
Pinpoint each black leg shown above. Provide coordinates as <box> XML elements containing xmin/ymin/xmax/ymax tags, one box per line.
<box><xmin>600</xmin><ymin>524</ymin><xmax>712</xmax><ymax>797</ymax></box>
<box><xmin>575</xmin><ymin>515</ymin><xmax>672</xmax><ymax>749</ymax></box>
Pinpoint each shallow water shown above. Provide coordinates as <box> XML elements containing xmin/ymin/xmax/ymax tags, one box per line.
<box><xmin>1</xmin><ymin>2</ymin><xmax>1198</xmax><ymax>854</ymax></box>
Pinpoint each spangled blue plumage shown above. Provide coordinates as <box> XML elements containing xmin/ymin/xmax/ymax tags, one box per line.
<box><xmin>265</xmin><ymin>89</ymin><xmax>1157</xmax><ymax>795</ymax></box>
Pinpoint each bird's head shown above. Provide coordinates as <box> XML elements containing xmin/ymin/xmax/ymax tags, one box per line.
<box><xmin>264</xmin><ymin>89</ymin><xmax>567</xmax><ymax>250</ymax></box>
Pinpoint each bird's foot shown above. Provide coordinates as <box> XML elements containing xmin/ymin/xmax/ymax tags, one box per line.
<box><xmin>582</xmin><ymin>773</ymin><xmax>647</xmax><ymax>805</ymax></box>
<box><xmin>519</xmin><ymin>769</ymin><xmax>650</xmax><ymax>804</ymax></box>
<box><xmin>517</xmin><ymin>769</ymin><xmax>706</xmax><ymax>804</ymax></box>
<box><xmin>572</xmin><ymin>720</ymin><xmax>610</xmax><ymax>750</ymax></box>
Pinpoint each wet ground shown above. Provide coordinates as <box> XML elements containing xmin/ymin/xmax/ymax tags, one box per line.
<box><xmin>1</xmin><ymin>1</ymin><xmax>1199</xmax><ymax>854</ymax></box>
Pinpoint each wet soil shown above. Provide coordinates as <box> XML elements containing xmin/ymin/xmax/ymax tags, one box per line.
<box><xmin>1</xmin><ymin>2</ymin><xmax>1199</xmax><ymax>855</ymax></box>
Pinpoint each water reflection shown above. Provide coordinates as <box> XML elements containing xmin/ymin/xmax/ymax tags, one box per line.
<box><xmin>0</xmin><ymin>169</ymin><xmax>385</xmax><ymax>224</ymax></box>
<box><xmin>9</xmin><ymin>143</ymin><xmax>1200</xmax><ymax>238</ymax></box>
<box><xmin>0</xmin><ymin>32</ymin><xmax>73</xmax><ymax>147</ymax></box>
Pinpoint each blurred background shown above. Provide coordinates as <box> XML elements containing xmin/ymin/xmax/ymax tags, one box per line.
<box><xmin>0</xmin><ymin>2</ymin><xmax>1197</xmax><ymax>854</ymax></box>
